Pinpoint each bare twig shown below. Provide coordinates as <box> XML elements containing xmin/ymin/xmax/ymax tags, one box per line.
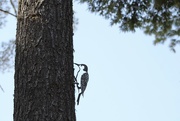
<box><xmin>77</xmin><ymin>92</ymin><xmax>82</xmax><ymax>105</ymax></box>
<box><xmin>74</xmin><ymin>63</ymin><xmax>81</xmax><ymax>80</ymax></box>
<box><xmin>74</xmin><ymin>63</ymin><xmax>81</xmax><ymax>91</ymax></box>
<box><xmin>0</xmin><ymin>85</ymin><xmax>4</xmax><ymax>92</ymax></box>
<box><xmin>10</xmin><ymin>0</ymin><xmax>17</xmax><ymax>17</ymax></box>
<box><xmin>0</xmin><ymin>8</ymin><xmax>17</xmax><ymax>18</ymax></box>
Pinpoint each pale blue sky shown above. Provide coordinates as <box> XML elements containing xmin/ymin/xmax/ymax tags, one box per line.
<box><xmin>1</xmin><ymin>1</ymin><xmax>180</xmax><ymax>121</ymax></box>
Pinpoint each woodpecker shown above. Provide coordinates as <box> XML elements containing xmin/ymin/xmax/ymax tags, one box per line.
<box><xmin>77</xmin><ymin>64</ymin><xmax>89</xmax><ymax>105</ymax></box>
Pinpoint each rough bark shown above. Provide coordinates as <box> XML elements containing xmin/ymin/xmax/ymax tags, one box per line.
<box><xmin>14</xmin><ymin>0</ymin><xmax>75</xmax><ymax>121</ymax></box>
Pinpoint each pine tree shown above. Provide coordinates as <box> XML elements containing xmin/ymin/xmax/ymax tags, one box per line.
<box><xmin>14</xmin><ymin>1</ymin><xmax>75</xmax><ymax>121</ymax></box>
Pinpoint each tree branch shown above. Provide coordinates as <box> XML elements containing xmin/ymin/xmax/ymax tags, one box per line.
<box><xmin>10</xmin><ymin>0</ymin><xmax>17</xmax><ymax>17</ymax></box>
<box><xmin>77</xmin><ymin>93</ymin><xmax>82</xmax><ymax>105</ymax></box>
<box><xmin>74</xmin><ymin>63</ymin><xmax>81</xmax><ymax>91</ymax></box>
<box><xmin>0</xmin><ymin>8</ymin><xmax>17</xmax><ymax>18</ymax></box>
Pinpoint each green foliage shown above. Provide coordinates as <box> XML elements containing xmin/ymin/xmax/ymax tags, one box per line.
<box><xmin>78</xmin><ymin>0</ymin><xmax>151</xmax><ymax>31</ymax></box>
<box><xmin>78</xmin><ymin>0</ymin><xmax>180</xmax><ymax>52</ymax></box>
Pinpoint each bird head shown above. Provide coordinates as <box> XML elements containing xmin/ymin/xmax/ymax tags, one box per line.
<box><xmin>81</xmin><ymin>64</ymin><xmax>88</xmax><ymax>72</ymax></box>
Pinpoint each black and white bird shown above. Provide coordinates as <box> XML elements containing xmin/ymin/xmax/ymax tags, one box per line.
<box><xmin>77</xmin><ymin>64</ymin><xmax>89</xmax><ymax>105</ymax></box>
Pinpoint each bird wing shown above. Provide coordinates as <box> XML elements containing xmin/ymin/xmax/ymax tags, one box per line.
<box><xmin>81</xmin><ymin>72</ymin><xmax>89</xmax><ymax>96</ymax></box>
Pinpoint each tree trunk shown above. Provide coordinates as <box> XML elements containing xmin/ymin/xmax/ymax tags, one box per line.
<box><xmin>14</xmin><ymin>0</ymin><xmax>75</xmax><ymax>121</ymax></box>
